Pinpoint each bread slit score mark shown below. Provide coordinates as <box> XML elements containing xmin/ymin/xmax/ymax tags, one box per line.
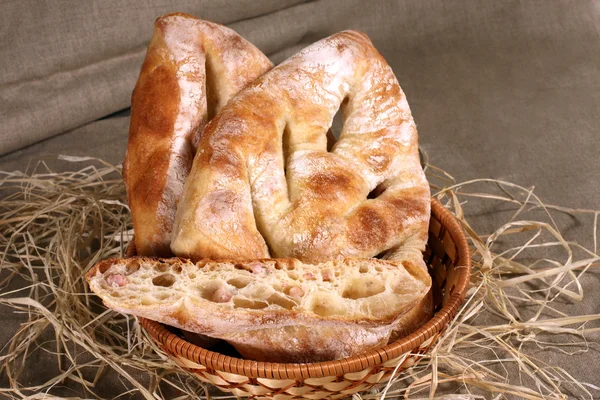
<box><xmin>123</xmin><ymin>12</ymin><xmax>272</xmax><ymax>258</ymax></box>
<box><xmin>171</xmin><ymin>30</ymin><xmax>431</xmax><ymax>266</ymax></box>
<box><xmin>204</xmin><ymin>49</ymin><xmax>219</xmax><ymax>121</ymax></box>
<box><xmin>282</xmin><ymin>122</ymin><xmax>293</xmax><ymax>203</ymax></box>
<box><xmin>327</xmin><ymin>96</ymin><xmax>348</xmax><ymax>149</ymax></box>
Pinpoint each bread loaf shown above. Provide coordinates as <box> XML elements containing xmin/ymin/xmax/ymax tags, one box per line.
<box><xmin>86</xmin><ymin>256</ymin><xmax>431</xmax><ymax>362</ymax></box>
<box><xmin>170</xmin><ymin>30</ymin><xmax>430</xmax><ymax>271</ymax></box>
<box><xmin>108</xmin><ymin>23</ymin><xmax>433</xmax><ymax>363</ymax></box>
<box><xmin>123</xmin><ymin>13</ymin><xmax>272</xmax><ymax>256</ymax></box>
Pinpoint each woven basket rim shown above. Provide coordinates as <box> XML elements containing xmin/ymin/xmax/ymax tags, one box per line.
<box><xmin>136</xmin><ymin>197</ymin><xmax>471</xmax><ymax>379</ymax></box>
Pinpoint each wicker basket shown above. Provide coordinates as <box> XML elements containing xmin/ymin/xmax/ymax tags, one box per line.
<box><xmin>129</xmin><ymin>198</ymin><xmax>471</xmax><ymax>399</ymax></box>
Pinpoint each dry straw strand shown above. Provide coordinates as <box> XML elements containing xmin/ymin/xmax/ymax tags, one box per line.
<box><xmin>0</xmin><ymin>153</ymin><xmax>598</xmax><ymax>399</ymax></box>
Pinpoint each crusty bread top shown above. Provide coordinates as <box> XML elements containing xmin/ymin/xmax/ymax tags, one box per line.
<box><xmin>123</xmin><ymin>13</ymin><xmax>272</xmax><ymax>257</ymax></box>
<box><xmin>170</xmin><ymin>30</ymin><xmax>430</xmax><ymax>264</ymax></box>
<box><xmin>86</xmin><ymin>257</ymin><xmax>431</xmax><ymax>336</ymax></box>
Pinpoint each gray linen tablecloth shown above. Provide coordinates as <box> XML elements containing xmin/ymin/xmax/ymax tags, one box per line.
<box><xmin>1</xmin><ymin>1</ymin><xmax>599</xmax><ymax>398</ymax></box>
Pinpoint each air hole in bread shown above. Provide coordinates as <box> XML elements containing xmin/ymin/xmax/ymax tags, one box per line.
<box><xmin>283</xmin><ymin>286</ymin><xmax>298</xmax><ymax>295</ymax></box>
<box><xmin>274</xmin><ymin>260</ymin><xmax>292</xmax><ymax>270</ymax></box>
<box><xmin>310</xmin><ymin>294</ymin><xmax>346</xmax><ymax>316</ymax></box>
<box><xmin>359</xmin><ymin>264</ymin><xmax>369</xmax><ymax>273</ymax></box>
<box><xmin>212</xmin><ymin>287</ymin><xmax>233</xmax><ymax>303</ymax></box>
<box><xmin>342</xmin><ymin>277</ymin><xmax>385</xmax><ymax>299</ymax></box>
<box><xmin>154</xmin><ymin>293</ymin><xmax>170</xmax><ymax>301</ymax></box>
<box><xmin>267</xmin><ymin>293</ymin><xmax>297</xmax><ymax>310</ymax></box>
<box><xmin>321</xmin><ymin>269</ymin><xmax>333</xmax><ymax>281</ymax></box>
<box><xmin>188</xmin><ymin>273</ymin><xmax>197</xmax><ymax>279</ymax></box>
<box><xmin>227</xmin><ymin>278</ymin><xmax>251</xmax><ymax>289</ymax></box>
<box><xmin>156</xmin><ymin>262</ymin><xmax>170</xmax><ymax>273</ymax></box>
<box><xmin>197</xmin><ymin>282</ymin><xmax>224</xmax><ymax>301</ymax></box>
<box><xmin>367</xmin><ymin>182</ymin><xmax>386</xmax><ymax>200</ymax></box>
<box><xmin>287</xmin><ymin>271</ymin><xmax>299</xmax><ymax>280</ymax></box>
<box><xmin>141</xmin><ymin>298</ymin><xmax>153</xmax><ymax>306</ymax></box>
<box><xmin>287</xmin><ymin>286</ymin><xmax>304</xmax><ymax>299</ymax></box>
<box><xmin>233</xmin><ymin>298</ymin><xmax>268</xmax><ymax>309</ymax></box>
<box><xmin>152</xmin><ymin>273</ymin><xmax>175</xmax><ymax>287</ymax></box>
<box><xmin>126</xmin><ymin>259</ymin><xmax>141</xmax><ymax>274</ymax></box>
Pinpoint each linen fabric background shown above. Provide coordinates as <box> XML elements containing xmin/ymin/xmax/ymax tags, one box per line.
<box><xmin>1</xmin><ymin>0</ymin><xmax>599</xmax><ymax>397</ymax></box>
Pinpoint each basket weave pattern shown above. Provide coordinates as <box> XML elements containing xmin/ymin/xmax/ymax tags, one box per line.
<box><xmin>133</xmin><ymin>198</ymin><xmax>471</xmax><ymax>398</ymax></box>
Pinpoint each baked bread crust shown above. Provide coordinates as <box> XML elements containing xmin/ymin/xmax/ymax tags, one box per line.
<box><xmin>123</xmin><ymin>13</ymin><xmax>272</xmax><ymax>256</ymax></box>
<box><xmin>383</xmin><ymin>240</ymin><xmax>435</xmax><ymax>340</ymax></box>
<box><xmin>170</xmin><ymin>30</ymin><xmax>430</xmax><ymax>267</ymax></box>
<box><xmin>114</xmin><ymin>25</ymin><xmax>433</xmax><ymax>361</ymax></box>
<box><xmin>86</xmin><ymin>256</ymin><xmax>431</xmax><ymax>362</ymax></box>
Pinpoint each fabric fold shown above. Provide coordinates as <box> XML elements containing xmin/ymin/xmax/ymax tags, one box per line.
<box><xmin>0</xmin><ymin>0</ymin><xmax>311</xmax><ymax>155</ymax></box>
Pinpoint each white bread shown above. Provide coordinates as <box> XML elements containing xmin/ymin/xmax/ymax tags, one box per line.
<box><xmin>86</xmin><ymin>256</ymin><xmax>431</xmax><ymax>362</ymax></box>
<box><xmin>123</xmin><ymin>13</ymin><xmax>272</xmax><ymax>257</ymax></box>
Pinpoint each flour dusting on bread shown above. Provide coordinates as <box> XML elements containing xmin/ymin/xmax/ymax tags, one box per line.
<box><xmin>124</xmin><ymin>13</ymin><xmax>272</xmax><ymax>257</ymax></box>
<box><xmin>171</xmin><ymin>30</ymin><xmax>431</xmax><ymax>266</ymax></box>
<box><xmin>113</xmin><ymin>18</ymin><xmax>433</xmax><ymax>363</ymax></box>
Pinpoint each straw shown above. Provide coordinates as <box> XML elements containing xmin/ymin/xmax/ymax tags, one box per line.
<box><xmin>0</xmin><ymin>154</ymin><xmax>598</xmax><ymax>399</ymax></box>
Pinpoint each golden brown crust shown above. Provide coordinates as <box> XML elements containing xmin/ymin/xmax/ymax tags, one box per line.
<box><xmin>171</xmin><ymin>30</ymin><xmax>430</xmax><ymax>267</ymax></box>
<box><xmin>124</xmin><ymin>13</ymin><xmax>272</xmax><ymax>257</ymax></box>
<box><xmin>118</xmin><ymin>25</ymin><xmax>433</xmax><ymax>362</ymax></box>
<box><xmin>223</xmin><ymin>325</ymin><xmax>391</xmax><ymax>363</ymax></box>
